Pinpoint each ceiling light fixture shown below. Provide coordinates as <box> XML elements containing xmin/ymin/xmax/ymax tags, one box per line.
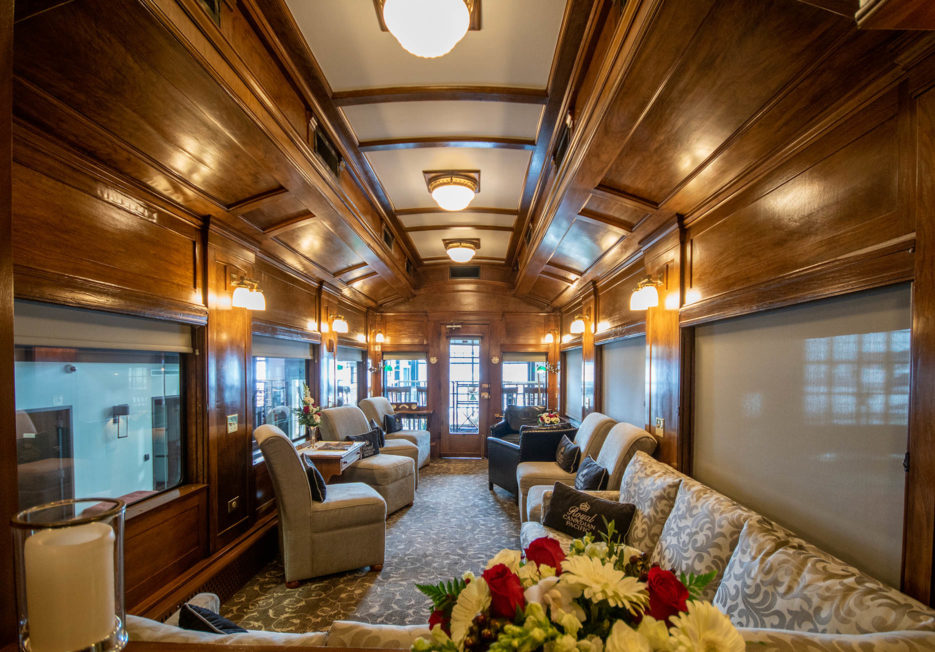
<box><xmin>445</xmin><ymin>240</ymin><xmax>477</xmax><ymax>263</ymax></box>
<box><xmin>428</xmin><ymin>173</ymin><xmax>478</xmax><ymax>211</ymax></box>
<box><xmin>382</xmin><ymin>0</ymin><xmax>471</xmax><ymax>59</ymax></box>
<box><xmin>630</xmin><ymin>278</ymin><xmax>662</xmax><ymax>311</ymax></box>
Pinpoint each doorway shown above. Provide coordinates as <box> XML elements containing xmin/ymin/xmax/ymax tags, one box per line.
<box><xmin>442</xmin><ymin>328</ymin><xmax>489</xmax><ymax>456</ymax></box>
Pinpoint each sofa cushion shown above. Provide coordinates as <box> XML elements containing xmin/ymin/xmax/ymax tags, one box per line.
<box><xmin>554</xmin><ymin>435</ymin><xmax>580</xmax><ymax>473</ymax></box>
<box><xmin>714</xmin><ymin>517</ymin><xmax>935</xmax><ymax>635</ymax></box>
<box><xmin>383</xmin><ymin>414</ymin><xmax>402</xmax><ymax>434</ymax></box>
<box><xmin>593</xmin><ymin>422</ymin><xmax>657</xmax><ymax>491</ymax></box>
<box><xmin>527</xmin><ymin>487</ymin><xmax>620</xmax><ymax>524</ymax></box>
<box><xmin>346</xmin><ymin>428</ymin><xmax>381</xmax><ymax>458</ymax></box>
<box><xmin>178</xmin><ymin>604</ymin><xmax>246</xmax><ymax>635</ymax></box>
<box><xmin>126</xmin><ymin>615</ymin><xmax>328</xmax><ymax>646</ymax></box>
<box><xmin>308</xmin><ymin>482</ymin><xmax>386</xmax><ymax>532</ymax></box>
<box><xmin>327</xmin><ymin>621</ymin><xmax>431</xmax><ymax>648</ymax></box>
<box><xmin>305</xmin><ymin>463</ymin><xmax>327</xmax><ymax>502</ymax></box>
<box><xmin>572</xmin><ymin>412</ymin><xmax>616</xmax><ymax>460</ymax></box>
<box><xmin>516</xmin><ymin>461</ymin><xmax>576</xmax><ymax>520</ymax></box>
<box><xmin>543</xmin><ymin>482</ymin><xmax>634</xmax><ymax>541</ymax></box>
<box><xmin>618</xmin><ymin>451</ymin><xmax>683</xmax><ymax>554</ymax></box>
<box><xmin>574</xmin><ymin>456</ymin><xmax>608</xmax><ymax>490</ymax></box>
<box><xmin>387</xmin><ymin>429</ymin><xmax>431</xmax><ymax>467</ymax></box>
<box><xmin>344</xmin><ymin>454</ymin><xmax>415</xmax><ymax>486</ymax></box>
<box><xmin>737</xmin><ymin>626</ymin><xmax>935</xmax><ymax>650</ymax></box>
<box><xmin>650</xmin><ymin>478</ymin><xmax>752</xmax><ymax>601</ymax></box>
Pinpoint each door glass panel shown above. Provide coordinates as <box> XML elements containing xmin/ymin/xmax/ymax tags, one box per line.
<box><xmin>449</xmin><ymin>338</ymin><xmax>480</xmax><ymax>433</ymax></box>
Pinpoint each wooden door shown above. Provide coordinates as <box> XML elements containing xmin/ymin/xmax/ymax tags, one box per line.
<box><xmin>441</xmin><ymin>324</ymin><xmax>489</xmax><ymax>456</ymax></box>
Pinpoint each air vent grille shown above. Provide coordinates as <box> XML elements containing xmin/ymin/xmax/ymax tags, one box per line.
<box><xmin>311</xmin><ymin>118</ymin><xmax>343</xmax><ymax>177</ymax></box>
<box><xmin>450</xmin><ymin>266</ymin><xmax>480</xmax><ymax>279</ymax></box>
<box><xmin>552</xmin><ymin>111</ymin><xmax>573</xmax><ymax>168</ymax></box>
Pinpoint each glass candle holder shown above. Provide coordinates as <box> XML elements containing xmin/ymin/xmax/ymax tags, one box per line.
<box><xmin>11</xmin><ymin>498</ymin><xmax>127</xmax><ymax>652</ymax></box>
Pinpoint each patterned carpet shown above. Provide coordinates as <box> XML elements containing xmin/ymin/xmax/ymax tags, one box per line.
<box><xmin>221</xmin><ymin>458</ymin><xmax>520</xmax><ymax>632</ymax></box>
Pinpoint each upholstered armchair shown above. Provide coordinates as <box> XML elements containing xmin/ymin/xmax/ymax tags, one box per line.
<box><xmin>487</xmin><ymin>422</ymin><xmax>577</xmax><ymax>496</ymax></box>
<box><xmin>359</xmin><ymin>397</ymin><xmax>430</xmax><ymax>468</ymax></box>
<box><xmin>515</xmin><ymin>411</ymin><xmax>616</xmax><ymax>519</ymax></box>
<box><xmin>254</xmin><ymin>425</ymin><xmax>386</xmax><ymax>586</ymax></box>
<box><xmin>318</xmin><ymin>406</ymin><xmax>417</xmax><ymax>512</ymax></box>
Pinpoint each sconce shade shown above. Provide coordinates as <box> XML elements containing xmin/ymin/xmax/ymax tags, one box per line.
<box><xmin>356</xmin><ymin>333</ymin><xmax>367</xmax><ymax>343</ymax></box>
<box><xmin>231</xmin><ymin>286</ymin><xmax>251</xmax><ymax>309</ymax></box>
<box><xmin>543</xmin><ymin>332</ymin><xmax>554</xmax><ymax>343</ymax></box>
<box><xmin>569</xmin><ymin>316</ymin><xmax>585</xmax><ymax>335</ymax></box>
<box><xmin>375</xmin><ymin>331</ymin><xmax>385</xmax><ymax>343</ymax></box>
<box><xmin>332</xmin><ymin>316</ymin><xmax>349</xmax><ymax>334</ymax></box>
<box><xmin>629</xmin><ymin>282</ymin><xmax>660</xmax><ymax>311</ymax></box>
<box><xmin>247</xmin><ymin>288</ymin><xmax>266</xmax><ymax>311</ymax></box>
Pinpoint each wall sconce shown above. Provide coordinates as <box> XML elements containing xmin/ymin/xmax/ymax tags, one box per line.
<box><xmin>112</xmin><ymin>404</ymin><xmax>129</xmax><ymax>439</ymax></box>
<box><xmin>569</xmin><ymin>308</ymin><xmax>590</xmax><ymax>335</ymax></box>
<box><xmin>429</xmin><ymin>356</ymin><xmax>438</xmax><ymax>365</ymax></box>
<box><xmin>490</xmin><ymin>355</ymin><xmax>500</xmax><ymax>365</ymax></box>
<box><xmin>231</xmin><ymin>274</ymin><xmax>266</xmax><ymax>311</ymax></box>
<box><xmin>375</xmin><ymin>331</ymin><xmax>385</xmax><ymax>343</ymax></box>
<box><xmin>542</xmin><ymin>331</ymin><xmax>555</xmax><ymax>344</ymax></box>
<box><xmin>630</xmin><ymin>277</ymin><xmax>663</xmax><ymax>311</ymax></box>
<box><xmin>330</xmin><ymin>314</ymin><xmax>349</xmax><ymax>334</ymax></box>
<box><xmin>356</xmin><ymin>333</ymin><xmax>367</xmax><ymax>344</ymax></box>
<box><xmin>561</xmin><ymin>334</ymin><xmax>572</xmax><ymax>343</ymax></box>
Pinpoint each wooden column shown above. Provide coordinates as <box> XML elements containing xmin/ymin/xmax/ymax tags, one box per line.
<box><xmin>1</xmin><ymin>1</ymin><xmax>16</xmax><ymax>643</ymax></box>
<box><xmin>581</xmin><ymin>287</ymin><xmax>597</xmax><ymax>417</ymax></box>
<box><xmin>903</xmin><ymin>85</ymin><xmax>935</xmax><ymax>606</ymax></box>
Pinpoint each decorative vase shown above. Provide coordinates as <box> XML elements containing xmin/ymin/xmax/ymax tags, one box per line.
<box><xmin>11</xmin><ymin>498</ymin><xmax>127</xmax><ymax>652</ymax></box>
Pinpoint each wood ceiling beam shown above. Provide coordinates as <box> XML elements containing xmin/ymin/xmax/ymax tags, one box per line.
<box><xmin>540</xmin><ymin>270</ymin><xmax>575</xmax><ymax>285</ymax></box>
<box><xmin>332</xmin><ymin>85</ymin><xmax>548</xmax><ymax>106</ymax></box>
<box><xmin>795</xmin><ymin>0</ymin><xmax>858</xmax><ymax>18</ymax></box>
<box><xmin>332</xmin><ymin>261</ymin><xmax>369</xmax><ymax>278</ymax></box>
<box><xmin>422</xmin><ymin>255</ymin><xmax>505</xmax><ymax>264</ymax></box>
<box><xmin>576</xmin><ymin>208</ymin><xmax>635</xmax><ymax>234</ymax></box>
<box><xmin>226</xmin><ymin>186</ymin><xmax>288</xmax><ymax>213</ymax></box>
<box><xmin>545</xmin><ymin>261</ymin><xmax>582</xmax><ymax>277</ymax></box>
<box><xmin>262</xmin><ymin>211</ymin><xmax>315</xmax><ymax>237</ymax></box>
<box><xmin>404</xmin><ymin>224</ymin><xmax>515</xmax><ymax>233</ymax></box>
<box><xmin>346</xmin><ymin>270</ymin><xmax>378</xmax><ymax>284</ymax></box>
<box><xmin>358</xmin><ymin>136</ymin><xmax>536</xmax><ymax>152</ymax></box>
<box><xmin>395</xmin><ymin>206</ymin><xmax>517</xmax><ymax>216</ymax></box>
<box><xmin>590</xmin><ymin>184</ymin><xmax>659</xmax><ymax>213</ymax></box>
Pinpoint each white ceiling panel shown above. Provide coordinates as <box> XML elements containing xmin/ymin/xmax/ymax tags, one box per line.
<box><xmin>399</xmin><ymin>212</ymin><xmax>516</xmax><ymax>228</ymax></box>
<box><xmin>285</xmin><ymin>0</ymin><xmax>567</xmax><ymax>91</ymax></box>
<box><xmin>343</xmin><ymin>101</ymin><xmax>544</xmax><ymax>141</ymax></box>
<box><xmin>366</xmin><ymin>147</ymin><xmax>531</xmax><ymax>210</ymax></box>
<box><xmin>408</xmin><ymin>228</ymin><xmax>510</xmax><ymax>260</ymax></box>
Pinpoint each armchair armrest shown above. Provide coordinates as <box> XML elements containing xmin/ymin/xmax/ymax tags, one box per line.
<box><xmin>518</xmin><ymin>426</ymin><xmax>576</xmax><ymax>462</ymax></box>
<box><xmin>489</xmin><ymin>420</ymin><xmax>513</xmax><ymax>437</ymax></box>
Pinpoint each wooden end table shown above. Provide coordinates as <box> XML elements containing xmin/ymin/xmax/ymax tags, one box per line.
<box><xmin>300</xmin><ymin>441</ymin><xmax>364</xmax><ymax>483</ymax></box>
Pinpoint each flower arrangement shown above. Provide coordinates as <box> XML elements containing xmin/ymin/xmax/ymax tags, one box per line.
<box><xmin>538</xmin><ymin>412</ymin><xmax>561</xmax><ymax>426</ymax></box>
<box><xmin>293</xmin><ymin>383</ymin><xmax>321</xmax><ymax>428</ymax></box>
<box><xmin>413</xmin><ymin>525</ymin><xmax>743</xmax><ymax>652</ymax></box>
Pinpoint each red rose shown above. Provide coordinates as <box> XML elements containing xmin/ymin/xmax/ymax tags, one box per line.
<box><xmin>303</xmin><ymin>405</ymin><xmax>310</xmax><ymax>414</ymax></box>
<box><xmin>646</xmin><ymin>567</ymin><xmax>689</xmax><ymax>625</ymax></box>
<box><xmin>428</xmin><ymin>608</ymin><xmax>450</xmax><ymax>634</ymax></box>
<box><xmin>524</xmin><ymin>537</ymin><xmax>566</xmax><ymax>574</ymax></box>
<box><xmin>481</xmin><ymin>564</ymin><xmax>525</xmax><ymax>619</ymax></box>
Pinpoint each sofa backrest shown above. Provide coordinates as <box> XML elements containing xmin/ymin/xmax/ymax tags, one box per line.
<box><xmin>618</xmin><ymin>451</ymin><xmax>684</xmax><ymax>554</ymax></box>
<box><xmin>714</xmin><ymin>516</ymin><xmax>935</xmax><ymax>635</ymax></box>
<box><xmin>505</xmin><ymin>404</ymin><xmax>543</xmax><ymax>432</ymax></box>
<box><xmin>595</xmin><ymin>422</ymin><xmax>657</xmax><ymax>491</ymax></box>
<box><xmin>319</xmin><ymin>406</ymin><xmax>370</xmax><ymax>441</ymax></box>
<box><xmin>573</xmin><ymin>412</ymin><xmax>615</xmax><ymax>459</ymax></box>
<box><xmin>359</xmin><ymin>397</ymin><xmax>393</xmax><ymax>425</ymax></box>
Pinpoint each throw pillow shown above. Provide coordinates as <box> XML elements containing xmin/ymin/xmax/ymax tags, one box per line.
<box><xmin>368</xmin><ymin>418</ymin><xmax>386</xmax><ymax>446</ymax></box>
<box><xmin>575</xmin><ymin>456</ymin><xmax>609</xmax><ymax>490</ymax></box>
<box><xmin>305</xmin><ymin>463</ymin><xmax>327</xmax><ymax>502</ymax></box>
<box><xmin>383</xmin><ymin>414</ymin><xmax>402</xmax><ymax>434</ymax></box>
<box><xmin>554</xmin><ymin>435</ymin><xmax>581</xmax><ymax>473</ymax></box>
<box><xmin>543</xmin><ymin>482</ymin><xmax>635</xmax><ymax>541</ymax></box>
<box><xmin>346</xmin><ymin>427</ymin><xmax>382</xmax><ymax>458</ymax></box>
<box><xmin>178</xmin><ymin>603</ymin><xmax>247</xmax><ymax>634</ymax></box>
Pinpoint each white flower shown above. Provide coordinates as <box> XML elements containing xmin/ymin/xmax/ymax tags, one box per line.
<box><xmin>560</xmin><ymin>556</ymin><xmax>648</xmax><ymax>616</ymax></box>
<box><xmin>576</xmin><ymin>635</ymin><xmax>605</xmax><ymax>652</ymax></box>
<box><xmin>524</xmin><ymin>576</ymin><xmax>586</xmax><ymax>624</ymax></box>
<box><xmin>667</xmin><ymin>601</ymin><xmax>744</xmax><ymax>652</ymax></box>
<box><xmin>462</xmin><ymin>571</ymin><xmax>475</xmax><ymax>582</ymax></box>
<box><xmin>585</xmin><ymin>542</ymin><xmax>608</xmax><ymax>559</ymax></box>
<box><xmin>518</xmin><ymin>560</ymin><xmax>542</xmax><ymax>588</ymax></box>
<box><xmin>449</xmin><ymin>578</ymin><xmax>490</xmax><ymax>647</ymax></box>
<box><xmin>546</xmin><ymin>634</ymin><xmax>580</xmax><ymax>652</ymax></box>
<box><xmin>486</xmin><ymin>549</ymin><xmax>522</xmax><ymax>573</ymax></box>
<box><xmin>605</xmin><ymin>622</ymin><xmax>651</xmax><ymax>652</ymax></box>
<box><xmin>636</xmin><ymin>617</ymin><xmax>672</xmax><ymax>651</ymax></box>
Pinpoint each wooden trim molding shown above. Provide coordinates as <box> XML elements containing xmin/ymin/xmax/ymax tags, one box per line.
<box><xmin>404</xmin><ymin>224</ymin><xmax>515</xmax><ymax>233</ymax></box>
<box><xmin>396</xmin><ymin>207</ymin><xmax>517</xmax><ymax>217</ymax></box>
<box><xmin>332</xmin><ymin>85</ymin><xmax>548</xmax><ymax>106</ymax></box>
<box><xmin>251</xmin><ymin>320</ymin><xmax>322</xmax><ymax>344</ymax></box>
<box><xmin>358</xmin><ymin>136</ymin><xmax>536</xmax><ymax>152</ymax></box>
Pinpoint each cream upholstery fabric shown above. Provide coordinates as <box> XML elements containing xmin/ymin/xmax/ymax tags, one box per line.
<box><xmin>359</xmin><ymin>397</ymin><xmax>430</xmax><ymax>468</ymax></box>
<box><xmin>714</xmin><ymin>517</ymin><xmax>935</xmax><ymax>635</ymax></box>
<box><xmin>327</xmin><ymin>621</ymin><xmax>431</xmax><ymax>648</ymax></box>
<box><xmin>651</xmin><ymin>478</ymin><xmax>753</xmax><ymax>601</ymax></box>
<box><xmin>594</xmin><ymin>422</ymin><xmax>657</xmax><ymax>491</ymax></box>
<box><xmin>254</xmin><ymin>425</ymin><xmax>386</xmax><ymax>582</ymax></box>
<box><xmin>573</xmin><ymin>412</ymin><xmax>616</xmax><ymax>459</ymax></box>
<box><xmin>738</xmin><ymin>627</ymin><xmax>935</xmax><ymax>650</ymax></box>
<box><xmin>519</xmin><ymin>521</ymin><xmax>575</xmax><ymax>552</ymax></box>
<box><xmin>379</xmin><ymin>439</ymin><xmax>421</xmax><ymax>487</ymax></box>
<box><xmin>516</xmin><ymin>462</ymin><xmax>575</xmax><ymax>520</ymax></box>
<box><xmin>127</xmin><ymin>615</ymin><xmax>329</xmax><ymax>646</ymax></box>
<box><xmin>318</xmin><ymin>406</ymin><xmax>370</xmax><ymax>442</ymax></box>
<box><xmin>618</xmin><ymin>451</ymin><xmax>683</xmax><ymax>554</ymax></box>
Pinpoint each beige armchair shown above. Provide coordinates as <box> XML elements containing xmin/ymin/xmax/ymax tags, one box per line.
<box><xmin>359</xmin><ymin>397</ymin><xmax>431</xmax><ymax>468</ymax></box>
<box><xmin>318</xmin><ymin>406</ymin><xmax>417</xmax><ymax>513</ymax></box>
<box><xmin>254</xmin><ymin>425</ymin><xmax>386</xmax><ymax>586</ymax></box>
<box><xmin>516</xmin><ymin>411</ymin><xmax>616</xmax><ymax>519</ymax></box>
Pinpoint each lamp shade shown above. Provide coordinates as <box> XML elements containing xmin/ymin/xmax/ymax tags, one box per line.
<box><xmin>428</xmin><ymin>174</ymin><xmax>478</xmax><ymax>211</ymax></box>
<box><xmin>332</xmin><ymin>316</ymin><xmax>349</xmax><ymax>334</ymax></box>
<box><xmin>231</xmin><ymin>286</ymin><xmax>251</xmax><ymax>309</ymax></box>
<box><xmin>543</xmin><ymin>332</ymin><xmax>554</xmax><ymax>343</ymax></box>
<box><xmin>446</xmin><ymin>241</ymin><xmax>476</xmax><ymax>263</ymax></box>
<box><xmin>629</xmin><ymin>283</ymin><xmax>660</xmax><ymax>311</ymax></box>
<box><xmin>569</xmin><ymin>316</ymin><xmax>585</xmax><ymax>334</ymax></box>
<box><xmin>383</xmin><ymin>0</ymin><xmax>470</xmax><ymax>59</ymax></box>
<box><xmin>375</xmin><ymin>331</ymin><xmax>385</xmax><ymax>343</ymax></box>
<box><xmin>247</xmin><ymin>289</ymin><xmax>266</xmax><ymax>311</ymax></box>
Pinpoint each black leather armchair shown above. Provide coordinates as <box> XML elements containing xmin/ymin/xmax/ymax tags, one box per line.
<box><xmin>487</xmin><ymin>406</ymin><xmax>577</xmax><ymax>495</ymax></box>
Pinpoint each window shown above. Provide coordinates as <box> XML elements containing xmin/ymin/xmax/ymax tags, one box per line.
<box><xmin>13</xmin><ymin>301</ymin><xmax>191</xmax><ymax>510</ymax></box>
<box><xmin>252</xmin><ymin>335</ymin><xmax>315</xmax><ymax>461</ymax></box>
<box><xmin>382</xmin><ymin>352</ymin><xmax>427</xmax><ymax>406</ymax></box>
<box><xmin>600</xmin><ymin>336</ymin><xmax>646</xmax><ymax>426</ymax></box>
<box><xmin>449</xmin><ymin>338</ymin><xmax>480</xmax><ymax>433</ymax></box>
<box><xmin>501</xmin><ymin>352</ymin><xmax>547</xmax><ymax>411</ymax></box>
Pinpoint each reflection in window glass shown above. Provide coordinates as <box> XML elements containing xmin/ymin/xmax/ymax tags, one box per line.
<box><xmin>254</xmin><ymin>357</ymin><xmax>307</xmax><ymax>460</ymax></box>
<box><xmin>14</xmin><ymin>348</ymin><xmax>182</xmax><ymax>510</ymax></box>
<box><xmin>449</xmin><ymin>339</ymin><xmax>480</xmax><ymax>433</ymax></box>
<box><xmin>501</xmin><ymin>360</ymin><xmax>547</xmax><ymax>411</ymax></box>
<box><xmin>383</xmin><ymin>356</ymin><xmax>428</xmax><ymax>405</ymax></box>
<box><xmin>336</xmin><ymin>347</ymin><xmax>364</xmax><ymax>407</ymax></box>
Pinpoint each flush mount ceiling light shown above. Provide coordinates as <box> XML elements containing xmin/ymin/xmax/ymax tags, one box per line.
<box><xmin>425</xmin><ymin>170</ymin><xmax>480</xmax><ymax>211</ymax></box>
<box><xmin>630</xmin><ymin>277</ymin><xmax>663</xmax><ymax>311</ymax></box>
<box><xmin>445</xmin><ymin>239</ymin><xmax>477</xmax><ymax>263</ymax></box>
<box><xmin>382</xmin><ymin>0</ymin><xmax>472</xmax><ymax>59</ymax></box>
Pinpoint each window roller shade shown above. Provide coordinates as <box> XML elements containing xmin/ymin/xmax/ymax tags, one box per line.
<box><xmin>14</xmin><ymin>300</ymin><xmax>193</xmax><ymax>353</ymax></box>
<box><xmin>502</xmin><ymin>352</ymin><xmax>547</xmax><ymax>362</ymax></box>
<box><xmin>382</xmin><ymin>352</ymin><xmax>425</xmax><ymax>361</ymax></box>
<box><xmin>252</xmin><ymin>335</ymin><xmax>314</xmax><ymax>359</ymax></box>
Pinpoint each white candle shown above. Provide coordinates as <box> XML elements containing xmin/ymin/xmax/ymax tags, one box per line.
<box><xmin>24</xmin><ymin>522</ymin><xmax>116</xmax><ymax>652</ymax></box>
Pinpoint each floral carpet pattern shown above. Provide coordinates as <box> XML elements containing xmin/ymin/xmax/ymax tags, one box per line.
<box><xmin>221</xmin><ymin>458</ymin><xmax>520</xmax><ymax>632</ymax></box>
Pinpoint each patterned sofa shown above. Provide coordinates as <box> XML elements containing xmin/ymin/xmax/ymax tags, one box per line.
<box><xmin>522</xmin><ymin>451</ymin><xmax>935</xmax><ymax>650</ymax></box>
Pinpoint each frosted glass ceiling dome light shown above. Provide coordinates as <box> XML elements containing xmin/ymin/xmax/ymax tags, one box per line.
<box><xmin>446</xmin><ymin>241</ymin><xmax>476</xmax><ymax>263</ymax></box>
<box><xmin>429</xmin><ymin>174</ymin><xmax>478</xmax><ymax>211</ymax></box>
<box><xmin>383</xmin><ymin>0</ymin><xmax>470</xmax><ymax>59</ymax></box>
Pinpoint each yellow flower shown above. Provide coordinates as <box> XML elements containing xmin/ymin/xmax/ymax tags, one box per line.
<box><xmin>560</xmin><ymin>556</ymin><xmax>648</xmax><ymax>616</ymax></box>
<box><xmin>667</xmin><ymin>602</ymin><xmax>744</xmax><ymax>652</ymax></box>
<box><xmin>449</xmin><ymin>577</ymin><xmax>490</xmax><ymax>647</ymax></box>
<box><xmin>605</xmin><ymin>622</ymin><xmax>651</xmax><ymax>652</ymax></box>
<box><xmin>636</xmin><ymin>617</ymin><xmax>671</xmax><ymax>651</ymax></box>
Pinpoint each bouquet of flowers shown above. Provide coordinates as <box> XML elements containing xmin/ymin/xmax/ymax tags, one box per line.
<box><xmin>413</xmin><ymin>525</ymin><xmax>743</xmax><ymax>652</ymax></box>
<box><xmin>293</xmin><ymin>383</ymin><xmax>322</xmax><ymax>428</ymax></box>
<box><xmin>538</xmin><ymin>412</ymin><xmax>561</xmax><ymax>426</ymax></box>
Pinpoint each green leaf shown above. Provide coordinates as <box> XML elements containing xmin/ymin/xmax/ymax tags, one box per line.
<box><xmin>677</xmin><ymin>570</ymin><xmax>717</xmax><ymax>601</ymax></box>
<box><xmin>416</xmin><ymin>577</ymin><xmax>467</xmax><ymax>612</ymax></box>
